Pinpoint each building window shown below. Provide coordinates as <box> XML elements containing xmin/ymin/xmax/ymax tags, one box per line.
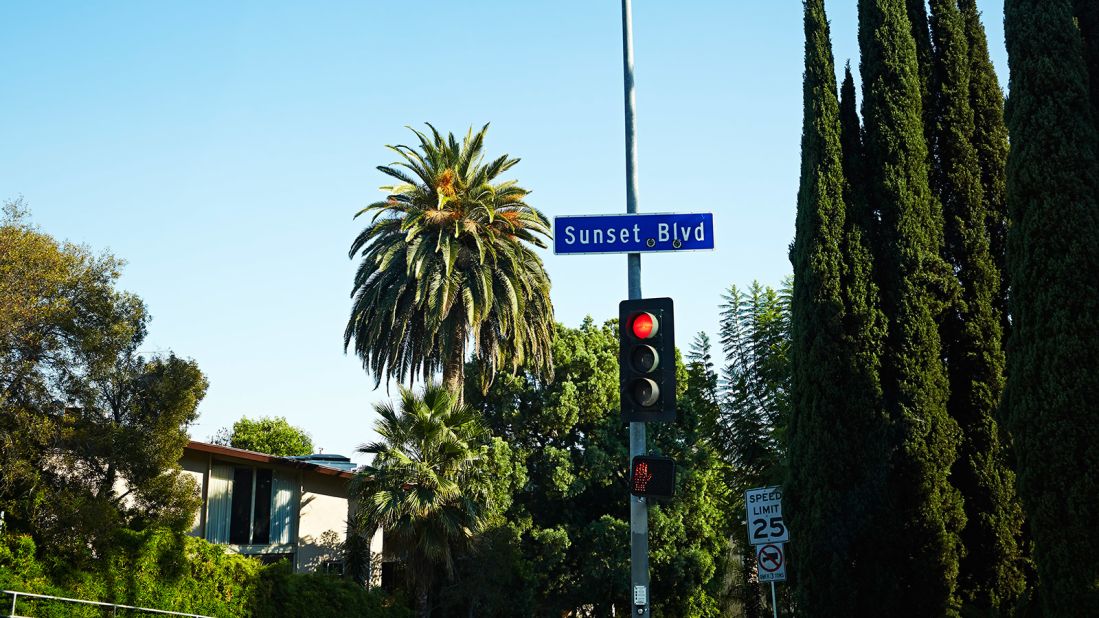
<box><xmin>229</xmin><ymin>467</ymin><xmax>272</xmax><ymax>545</ymax></box>
<box><xmin>207</xmin><ymin>463</ymin><xmax>295</xmax><ymax>546</ymax></box>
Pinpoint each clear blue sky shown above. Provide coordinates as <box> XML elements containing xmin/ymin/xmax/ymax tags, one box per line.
<box><xmin>0</xmin><ymin>1</ymin><xmax>1007</xmax><ymax>461</ymax></box>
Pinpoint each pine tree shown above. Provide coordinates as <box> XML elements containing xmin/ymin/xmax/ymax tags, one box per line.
<box><xmin>1004</xmin><ymin>0</ymin><xmax>1099</xmax><ymax>612</ymax></box>
<box><xmin>858</xmin><ymin>0</ymin><xmax>964</xmax><ymax>613</ymax></box>
<box><xmin>959</xmin><ymin>0</ymin><xmax>1010</xmax><ymax>333</ymax></box>
<box><xmin>928</xmin><ymin>0</ymin><xmax>1027</xmax><ymax>611</ymax></box>
<box><xmin>787</xmin><ymin>1</ymin><xmax>887</xmax><ymax>614</ymax></box>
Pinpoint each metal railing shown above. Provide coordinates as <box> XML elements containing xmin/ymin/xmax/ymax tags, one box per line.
<box><xmin>3</xmin><ymin>590</ymin><xmax>212</xmax><ymax>618</ymax></box>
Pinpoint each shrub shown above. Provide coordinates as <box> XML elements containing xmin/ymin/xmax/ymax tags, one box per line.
<box><xmin>0</xmin><ymin>530</ymin><xmax>410</xmax><ymax>617</ymax></box>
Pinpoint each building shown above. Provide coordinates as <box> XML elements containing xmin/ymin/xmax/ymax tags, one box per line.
<box><xmin>179</xmin><ymin>440</ymin><xmax>381</xmax><ymax>576</ymax></box>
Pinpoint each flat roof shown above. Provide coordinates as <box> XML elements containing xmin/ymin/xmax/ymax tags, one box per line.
<box><xmin>185</xmin><ymin>440</ymin><xmax>356</xmax><ymax>479</ymax></box>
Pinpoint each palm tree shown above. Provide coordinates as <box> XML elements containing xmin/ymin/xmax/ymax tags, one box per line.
<box><xmin>345</xmin><ymin>124</ymin><xmax>554</xmax><ymax>400</ymax></box>
<box><xmin>351</xmin><ymin>383</ymin><xmax>488</xmax><ymax>618</ymax></box>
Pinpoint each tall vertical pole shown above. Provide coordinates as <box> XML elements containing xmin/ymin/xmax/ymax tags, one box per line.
<box><xmin>622</xmin><ymin>0</ymin><xmax>648</xmax><ymax>615</ymax></box>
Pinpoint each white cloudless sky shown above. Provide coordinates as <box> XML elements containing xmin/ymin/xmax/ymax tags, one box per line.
<box><xmin>0</xmin><ymin>1</ymin><xmax>1007</xmax><ymax>462</ymax></box>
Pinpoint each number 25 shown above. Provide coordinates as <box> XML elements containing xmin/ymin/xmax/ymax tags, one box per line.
<box><xmin>753</xmin><ymin>517</ymin><xmax>785</xmax><ymax>539</ymax></box>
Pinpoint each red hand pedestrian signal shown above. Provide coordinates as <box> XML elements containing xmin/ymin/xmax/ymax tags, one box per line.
<box><xmin>629</xmin><ymin>455</ymin><xmax>675</xmax><ymax>498</ymax></box>
<box><xmin>632</xmin><ymin>461</ymin><xmax>653</xmax><ymax>492</ymax></box>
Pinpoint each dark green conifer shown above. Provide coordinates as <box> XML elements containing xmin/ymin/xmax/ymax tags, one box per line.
<box><xmin>928</xmin><ymin>0</ymin><xmax>1027</xmax><ymax>612</ymax></box>
<box><xmin>1004</xmin><ymin>0</ymin><xmax>1099</xmax><ymax>612</ymax></box>
<box><xmin>787</xmin><ymin>1</ymin><xmax>887</xmax><ymax>614</ymax></box>
<box><xmin>1074</xmin><ymin>0</ymin><xmax>1099</xmax><ymax>121</ymax></box>
<box><xmin>907</xmin><ymin>0</ymin><xmax>937</xmax><ymax>146</ymax></box>
<box><xmin>858</xmin><ymin>0</ymin><xmax>964</xmax><ymax>613</ymax></box>
<box><xmin>959</xmin><ymin>0</ymin><xmax>1010</xmax><ymax>333</ymax></box>
<box><xmin>839</xmin><ymin>64</ymin><xmax>868</xmax><ymax>230</ymax></box>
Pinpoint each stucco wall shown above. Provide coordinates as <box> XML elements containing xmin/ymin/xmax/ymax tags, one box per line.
<box><xmin>179</xmin><ymin>451</ymin><xmax>208</xmax><ymax>537</ymax></box>
<box><xmin>295</xmin><ymin>472</ymin><xmax>350</xmax><ymax>572</ymax></box>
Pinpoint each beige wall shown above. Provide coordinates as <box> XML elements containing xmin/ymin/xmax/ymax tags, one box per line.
<box><xmin>295</xmin><ymin>473</ymin><xmax>350</xmax><ymax>572</ymax></box>
<box><xmin>179</xmin><ymin>451</ymin><xmax>208</xmax><ymax>537</ymax></box>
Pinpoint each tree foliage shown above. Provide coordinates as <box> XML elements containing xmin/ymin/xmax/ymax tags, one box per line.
<box><xmin>1</xmin><ymin>203</ymin><xmax>207</xmax><ymax>563</ymax></box>
<box><xmin>716</xmin><ymin>282</ymin><xmax>790</xmax><ymax>491</ymax></box>
<box><xmin>0</xmin><ymin>529</ymin><xmax>411</xmax><ymax>618</ymax></box>
<box><xmin>455</xmin><ymin>318</ymin><xmax>734</xmax><ymax>616</ymax></box>
<box><xmin>1004</xmin><ymin>0</ymin><xmax>1099</xmax><ymax>612</ymax></box>
<box><xmin>859</xmin><ymin>0</ymin><xmax>965</xmax><ymax>612</ymax></box>
<box><xmin>345</xmin><ymin>124</ymin><xmax>554</xmax><ymax>399</ymax></box>
<box><xmin>787</xmin><ymin>1</ymin><xmax>894</xmax><ymax>613</ymax></box>
<box><xmin>350</xmin><ymin>383</ymin><xmax>491</xmax><ymax>617</ymax></box>
<box><xmin>958</xmin><ymin>0</ymin><xmax>1011</xmax><ymax>331</ymax></box>
<box><xmin>928</xmin><ymin>0</ymin><xmax>1028</xmax><ymax>611</ymax></box>
<box><xmin>213</xmin><ymin>415</ymin><xmax>314</xmax><ymax>457</ymax></box>
<box><xmin>711</xmin><ymin>282</ymin><xmax>792</xmax><ymax>616</ymax></box>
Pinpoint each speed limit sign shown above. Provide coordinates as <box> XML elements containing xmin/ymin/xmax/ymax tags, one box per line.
<box><xmin>746</xmin><ymin>486</ymin><xmax>789</xmax><ymax>545</ymax></box>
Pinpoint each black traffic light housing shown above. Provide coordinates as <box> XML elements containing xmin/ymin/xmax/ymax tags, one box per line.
<box><xmin>619</xmin><ymin>297</ymin><xmax>676</xmax><ymax>423</ymax></box>
<box><xmin>629</xmin><ymin>455</ymin><xmax>676</xmax><ymax>499</ymax></box>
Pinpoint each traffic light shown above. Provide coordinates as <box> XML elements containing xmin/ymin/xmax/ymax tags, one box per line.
<box><xmin>630</xmin><ymin>455</ymin><xmax>676</xmax><ymax>498</ymax></box>
<box><xmin>619</xmin><ymin>297</ymin><xmax>675</xmax><ymax>422</ymax></box>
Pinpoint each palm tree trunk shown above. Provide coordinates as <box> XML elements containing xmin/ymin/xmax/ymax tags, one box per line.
<box><xmin>442</xmin><ymin>329</ymin><xmax>465</xmax><ymax>405</ymax></box>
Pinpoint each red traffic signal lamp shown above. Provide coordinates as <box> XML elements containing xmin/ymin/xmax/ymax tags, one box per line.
<box><xmin>630</xmin><ymin>455</ymin><xmax>676</xmax><ymax>498</ymax></box>
<box><xmin>619</xmin><ymin>297</ymin><xmax>675</xmax><ymax>422</ymax></box>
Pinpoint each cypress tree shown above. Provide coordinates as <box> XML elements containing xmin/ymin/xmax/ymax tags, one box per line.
<box><xmin>1004</xmin><ymin>0</ymin><xmax>1099</xmax><ymax>612</ymax></box>
<box><xmin>839</xmin><ymin>63</ymin><xmax>868</xmax><ymax>230</ymax></box>
<box><xmin>1073</xmin><ymin>0</ymin><xmax>1099</xmax><ymax>122</ymax></box>
<box><xmin>928</xmin><ymin>0</ymin><xmax>1027</xmax><ymax>611</ymax></box>
<box><xmin>858</xmin><ymin>0</ymin><xmax>964</xmax><ymax>613</ymax></box>
<box><xmin>959</xmin><ymin>0</ymin><xmax>1010</xmax><ymax>334</ymax></box>
<box><xmin>907</xmin><ymin>0</ymin><xmax>937</xmax><ymax>147</ymax></box>
<box><xmin>787</xmin><ymin>1</ymin><xmax>887</xmax><ymax>614</ymax></box>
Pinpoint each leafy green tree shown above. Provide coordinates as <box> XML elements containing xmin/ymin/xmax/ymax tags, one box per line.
<box><xmin>1004</xmin><ymin>0</ymin><xmax>1099</xmax><ymax>612</ymax></box>
<box><xmin>787</xmin><ymin>3</ymin><xmax>890</xmax><ymax>613</ymax></box>
<box><xmin>213</xmin><ymin>415</ymin><xmax>314</xmax><ymax>456</ymax></box>
<box><xmin>345</xmin><ymin>124</ymin><xmax>554</xmax><ymax>401</ymax></box>
<box><xmin>927</xmin><ymin>0</ymin><xmax>1027</xmax><ymax>611</ymax></box>
<box><xmin>0</xmin><ymin>203</ymin><xmax>207</xmax><ymax>563</ymax></box>
<box><xmin>463</xmin><ymin>318</ymin><xmax>733</xmax><ymax>616</ymax></box>
<box><xmin>859</xmin><ymin>0</ymin><xmax>964</xmax><ymax>613</ymax></box>
<box><xmin>350</xmin><ymin>383</ymin><xmax>489</xmax><ymax>618</ymax></box>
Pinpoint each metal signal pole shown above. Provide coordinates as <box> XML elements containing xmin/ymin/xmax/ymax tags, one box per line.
<box><xmin>621</xmin><ymin>0</ymin><xmax>648</xmax><ymax>615</ymax></box>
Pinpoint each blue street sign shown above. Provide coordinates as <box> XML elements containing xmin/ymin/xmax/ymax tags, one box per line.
<box><xmin>553</xmin><ymin>212</ymin><xmax>715</xmax><ymax>255</ymax></box>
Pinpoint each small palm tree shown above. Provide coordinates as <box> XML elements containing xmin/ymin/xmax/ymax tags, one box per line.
<box><xmin>345</xmin><ymin>124</ymin><xmax>554</xmax><ymax>400</ymax></box>
<box><xmin>351</xmin><ymin>383</ymin><xmax>488</xmax><ymax>617</ymax></box>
